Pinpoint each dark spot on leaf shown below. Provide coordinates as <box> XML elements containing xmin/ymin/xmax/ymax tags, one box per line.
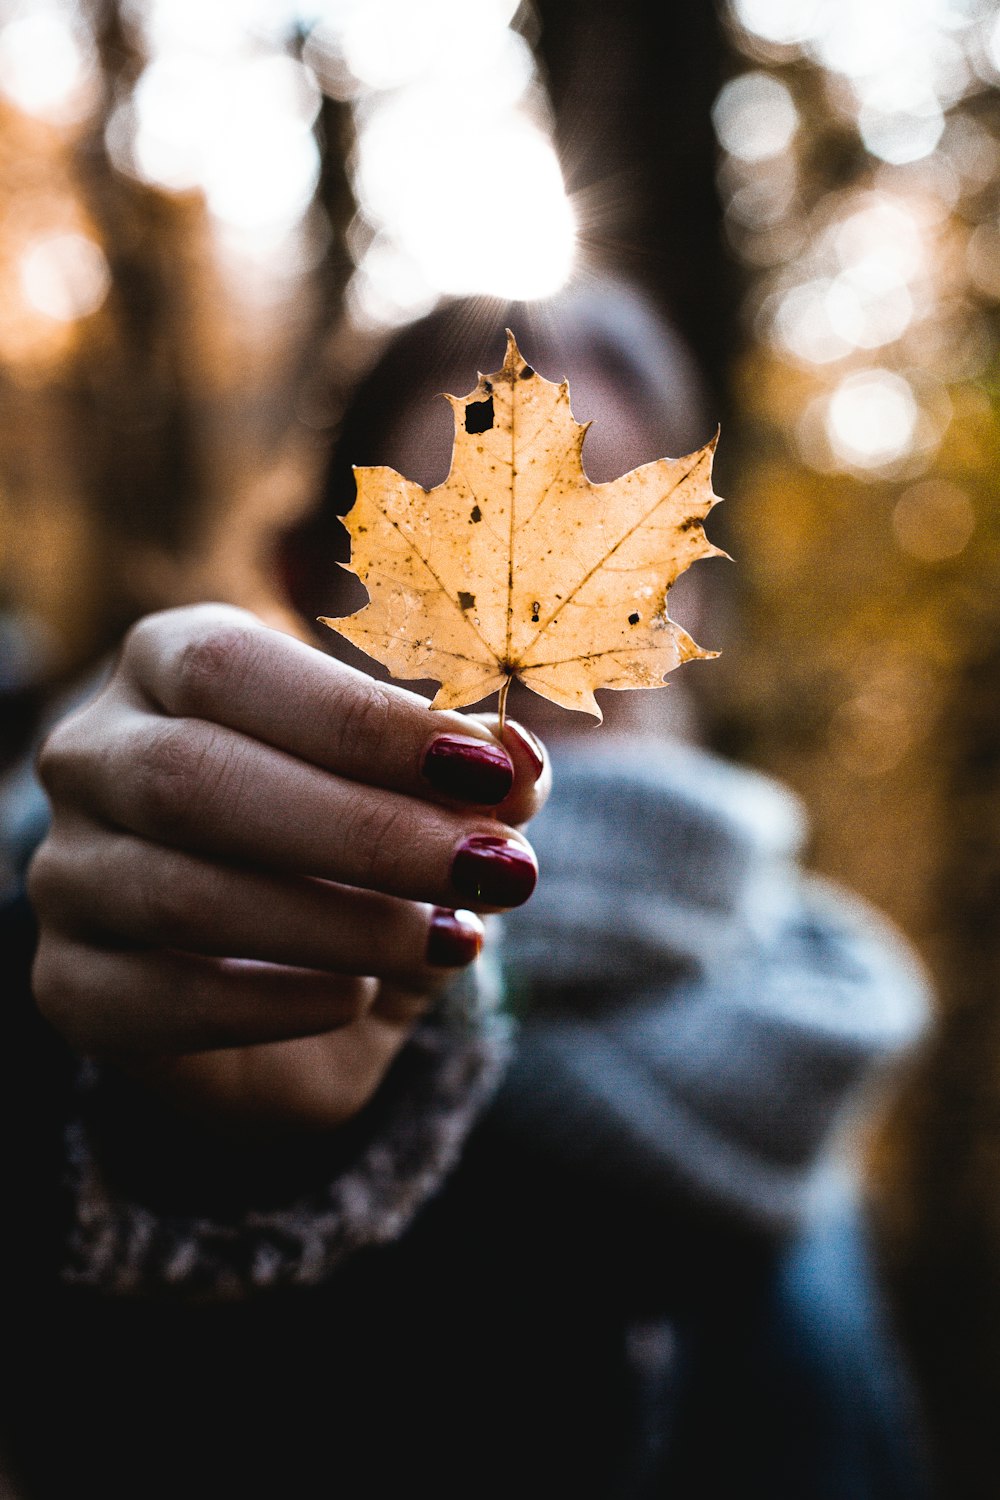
<box><xmin>520</xmin><ymin>365</ymin><xmax>535</xmax><ymax>379</ymax></box>
<box><xmin>530</xmin><ymin>600</ymin><xmax>540</xmax><ymax>623</ymax></box>
<box><xmin>482</xmin><ymin>380</ymin><xmax>493</xmax><ymax>393</ymax></box>
<box><xmin>629</xmin><ymin>612</ymin><xmax>640</xmax><ymax>625</ymax></box>
<box><xmin>470</xmin><ymin>505</ymin><xmax>482</xmax><ymax>523</ymax></box>
<box><xmin>458</xmin><ymin>591</ymin><xmax>476</xmax><ymax>611</ymax></box>
<box><xmin>465</xmin><ymin>396</ymin><xmax>494</xmax><ymax>434</ymax></box>
<box><xmin>680</xmin><ymin>516</ymin><xmax>701</xmax><ymax>531</ymax></box>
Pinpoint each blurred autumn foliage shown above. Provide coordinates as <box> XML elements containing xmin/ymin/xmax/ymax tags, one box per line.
<box><xmin>0</xmin><ymin>1</ymin><xmax>357</xmax><ymax>691</ymax></box>
<box><xmin>703</xmin><ymin>10</ymin><xmax>1000</xmax><ymax>1468</ymax></box>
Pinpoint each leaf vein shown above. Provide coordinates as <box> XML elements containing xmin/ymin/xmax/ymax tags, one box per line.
<box><xmin>383</xmin><ymin>515</ymin><xmax>497</xmax><ymax>660</ymax></box>
<box><xmin>518</xmin><ymin>454</ymin><xmax>708</xmax><ymax>659</ymax></box>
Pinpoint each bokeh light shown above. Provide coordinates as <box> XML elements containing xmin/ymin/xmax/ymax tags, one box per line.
<box><xmin>19</xmin><ymin>232</ymin><xmax>110</xmax><ymax>323</ymax></box>
<box><xmin>892</xmin><ymin>478</ymin><xmax>976</xmax><ymax>559</ymax></box>
<box><xmin>712</xmin><ymin>72</ymin><xmax>799</xmax><ymax>161</ymax></box>
<box><xmin>308</xmin><ymin>0</ymin><xmax>575</xmax><ymax>324</ymax></box>
<box><xmin>826</xmin><ymin>369</ymin><xmax>919</xmax><ymax>467</ymax></box>
<box><xmin>101</xmin><ymin>0</ymin><xmax>575</xmax><ymax>320</ymax></box>
<box><xmin>715</xmin><ymin>0</ymin><xmax>1000</xmax><ymax>974</ymax></box>
<box><xmin>327</xmin><ymin>0</ymin><xmax>521</xmax><ymax>92</ymax></box>
<box><xmin>858</xmin><ymin>92</ymin><xmax>946</xmax><ymax>164</ymax></box>
<box><xmin>731</xmin><ymin>0</ymin><xmax>825</xmax><ymax>48</ymax></box>
<box><xmin>719</xmin><ymin>1</ymin><xmax>1000</xmax><ymax>485</ymax></box>
<box><xmin>353</xmin><ymin>105</ymin><xmax>573</xmax><ymax>303</ymax></box>
<box><xmin>770</xmin><ymin>279</ymin><xmax>853</xmax><ymax>364</ymax></box>
<box><xmin>0</xmin><ymin>6</ymin><xmax>96</xmax><ymax>127</ymax></box>
<box><xmin>828</xmin><ymin>685</ymin><xmax>916</xmax><ymax>778</ymax></box>
<box><xmin>825</xmin><ymin>261</ymin><xmax>915</xmax><ymax>348</ymax></box>
<box><xmin>120</xmin><ymin>51</ymin><xmax>321</xmax><ymax>241</ymax></box>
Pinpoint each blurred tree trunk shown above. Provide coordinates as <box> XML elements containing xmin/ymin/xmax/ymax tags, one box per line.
<box><xmin>533</xmin><ymin>0</ymin><xmax>735</xmax><ymax>412</ymax></box>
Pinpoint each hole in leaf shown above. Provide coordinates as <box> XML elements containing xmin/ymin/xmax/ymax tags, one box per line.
<box><xmin>465</xmin><ymin>397</ymin><xmax>494</xmax><ymax>434</ymax></box>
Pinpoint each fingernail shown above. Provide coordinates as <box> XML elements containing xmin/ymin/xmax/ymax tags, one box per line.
<box><xmin>451</xmin><ymin>836</ymin><xmax>538</xmax><ymax>907</ymax></box>
<box><xmin>422</xmin><ymin>735</ymin><xmax>514</xmax><ymax>804</ymax></box>
<box><xmin>426</xmin><ymin>908</ymin><xmax>485</xmax><ymax>967</ymax></box>
<box><xmin>502</xmin><ymin>720</ymin><xmax>545</xmax><ymax>782</ymax></box>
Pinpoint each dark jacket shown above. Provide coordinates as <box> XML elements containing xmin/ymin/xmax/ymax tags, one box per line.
<box><xmin>0</xmin><ymin>744</ymin><xmax>929</xmax><ymax>1497</ymax></box>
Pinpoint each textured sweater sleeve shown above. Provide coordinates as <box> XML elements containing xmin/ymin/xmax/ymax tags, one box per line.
<box><xmin>1</xmin><ymin>895</ymin><xmax>510</xmax><ymax>1300</ymax></box>
<box><xmin>65</xmin><ymin>963</ymin><xmax>510</xmax><ymax>1299</ymax></box>
<box><xmin>63</xmin><ymin>984</ymin><xmax>510</xmax><ymax>1299</ymax></box>
<box><xmin>496</xmin><ymin>741</ymin><xmax>931</xmax><ymax>1235</ymax></box>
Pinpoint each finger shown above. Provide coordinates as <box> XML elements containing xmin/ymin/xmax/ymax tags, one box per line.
<box><xmin>122</xmin><ymin>605</ymin><xmax>519</xmax><ymax>808</ymax></box>
<box><xmin>32</xmin><ymin>933</ymin><xmax>382</xmax><ymax>1056</ymax></box>
<box><xmin>482</xmin><ymin>716</ymin><xmax>551</xmax><ymax>826</ymax></box>
<box><xmin>31</xmin><ymin>823</ymin><xmax>485</xmax><ymax>983</ymax></box>
<box><xmin>42</xmin><ymin>708</ymin><xmax>538</xmax><ymax>911</ymax></box>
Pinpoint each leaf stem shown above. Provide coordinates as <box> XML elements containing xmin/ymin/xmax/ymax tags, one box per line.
<box><xmin>497</xmin><ymin>674</ymin><xmax>512</xmax><ymax>732</ymax></box>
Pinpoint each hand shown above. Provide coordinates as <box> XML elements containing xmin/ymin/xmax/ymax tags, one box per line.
<box><xmin>28</xmin><ymin>605</ymin><xmax>549</xmax><ymax>1134</ymax></box>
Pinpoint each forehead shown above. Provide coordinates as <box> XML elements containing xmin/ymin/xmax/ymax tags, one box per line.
<box><xmin>376</xmin><ymin>353</ymin><xmax>706</xmax><ymax>492</ymax></box>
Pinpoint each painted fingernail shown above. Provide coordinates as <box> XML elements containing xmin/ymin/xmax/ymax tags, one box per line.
<box><xmin>426</xmin><ymin>908</ymin><xmax>485</xmax><ymax>967</ymax></box>
<box><xmin>451</xmin><ymin>836</ymin><xmax>538</xmax><ymax>907</ymax></box>
<box><xmin>421</xmin><ymin>735</ymin><xmax>514</xmax><ymax>804</ymax></box>
<box><xmin>502</xmin><ymin>720</ymin><xmax>545</xmax><ymax>782</ymax></box>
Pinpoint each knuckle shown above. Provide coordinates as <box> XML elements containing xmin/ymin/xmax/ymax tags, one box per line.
<box><xmin>25</xmin><ymin>843</ymin><xmax>64</xmax><ymax>916</ymax></box>
<box><xmin>35</xmin><ymin>712</ymin><xmax>85</xmax><ymax>799</ymax></box>
<box><xmin>31</xmin><ymin>933</ymin><xmax>85</xmax><ymax>1040</ymax></box>
<box><xmin>342</xmin><ymin>795</ymin><xmax>415</xmax><ymax>890</ymax></box>
<box><xmin>132</xmin><ymin>719</ymin><xmax>213</xmax><ymax>836</ymax></box>
<box><xmin>169</xmin><ymin>621</ymin><xmax>257</xmax><ymax>717</ymax></box>
<box><xmin>130</xmin><ymin>862</ymin><xmax>205</xmax><ymax>948</ymax></box>
<box><xmin>34</xmin><ymin>724</ymin><xmax>64</xmax><ymax>794</ymax></box>
<box><xmin>124</xmin><ymin>604</ymin><xmax>254</xmax><ymax>668</ymax></box>
<box><xmin>325</xmin><ymin>677</ymin><xmax>392</xmax><ymax>766</ymax></box>
<box><xmin>133</xmin><ymin>720</ymin><xmax>249</xmax><ymax>845</ymax></box>
<box><xmin>121</xmin><ymin>610</ymin><xmax>162</xmax><ymax>665</ymax></box>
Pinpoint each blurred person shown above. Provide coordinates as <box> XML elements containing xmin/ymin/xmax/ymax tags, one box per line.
<box><xmin>0</xmin><ymin>285</ymin><xmax>930</xmax><ymax>1498</ymax></box>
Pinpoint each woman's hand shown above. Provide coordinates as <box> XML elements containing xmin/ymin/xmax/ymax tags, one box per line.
<box><xmin>27</xmin><ymin>604</ymin><xmax>549</xmax><ymax>1134</ymax></box>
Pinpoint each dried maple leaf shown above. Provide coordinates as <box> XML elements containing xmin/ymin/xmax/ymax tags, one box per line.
<box><xmin>320</xmin><ymin>331</ymin><xmax>725</xmax><ymax>721</ymax></box>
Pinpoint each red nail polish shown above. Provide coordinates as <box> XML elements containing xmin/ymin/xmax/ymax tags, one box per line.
<box><xmin>422</xmin><ymin>735</ymin><xmax>514</xmax><ymax>804</ymax></box>
<box><xmin>502</xmin><ymin>720</ymin><xmax>545</xmax><ymax>781</ymax></box>
<box><xmin>426</xmin><ymin>908</ymin><xmax>484</xmax><ymax>967</ymax></box>
<box><xmin>451</xmin><ymin>835</ymin><xmax>538</xmax><ymax>907</ymax></box>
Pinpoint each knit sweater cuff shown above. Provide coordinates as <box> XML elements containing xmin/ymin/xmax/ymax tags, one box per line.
<box><xmin>60</xmin><ymin>970</ymin><xmax>510</xmax><ymax>1300</ymax></box>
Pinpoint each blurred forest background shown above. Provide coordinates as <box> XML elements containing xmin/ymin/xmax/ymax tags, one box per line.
<box><xmin>4</xmin><ymin>0</ymin><xmax>1000</xmax><ymax>1472</ymax></box>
